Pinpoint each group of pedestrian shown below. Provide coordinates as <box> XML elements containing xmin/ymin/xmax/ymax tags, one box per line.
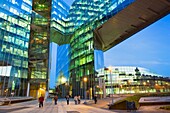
<box><xmin>74</xmin><ymin>95</ymin><xmax>81</xmax><ymax>105</ymax></box>
<box><xmin>38</xmin><ymin>94</ymin><xmax>97</xmax><ymax>108</ymax></box>
<box><xmin>38</xmin><ymin>94</ymin><xmax>58</xmax><ymax>108</ymax></box>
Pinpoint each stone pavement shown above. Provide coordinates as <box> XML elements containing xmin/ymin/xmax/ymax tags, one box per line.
<box><xmin>0</xmin><ymin>99</ymin><xmax>118</xmax><ymax>113</ymax></box>
<box><xmin>84</xmin><ymin>98</ymin><xmax>170</xmax><ymax>113</ymax></box>
<box><xmin>0</xmin><ymin>98</ymin><xmax>170</xmax><ymax>113</ymax></box>
<box><xmin>136</xmin><ymin>105</ymin><xmax>170</xmax><ymax>113</ymax></box>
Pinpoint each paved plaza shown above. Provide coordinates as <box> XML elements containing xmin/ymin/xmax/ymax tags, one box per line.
<box><xmin>0</xmin><ymin>99</ymin><xmax>116</xmax><ymax>113</ymax></box>
<box><xmin>0</xmin><ymin>98</ymin><xmax>170</xmax><ymax>113</ymax></box>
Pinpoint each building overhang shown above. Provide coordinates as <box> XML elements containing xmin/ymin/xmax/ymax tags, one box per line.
<box><xmin>50</xmin><ymin>28</ymin><xmax>71</xmax><ymax>45</ymax></box>
<box><xmin>94</xmin><ymin>0</ymin><xmax>170</xmax><ymax>51</ymax></box>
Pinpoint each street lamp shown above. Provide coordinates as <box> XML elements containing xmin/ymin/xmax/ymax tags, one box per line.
<box><xmin>96</xmin><ymin>85</ymin><xmax>99</xmax><ymax>95</ymax></box>
<box><xmin>5</xmin><ymin>89</ymin><xmax>8</xmax><ymax>98</ymax></box>
<box><xmin>105</xmin><ymin>67</ymin><xmax>114</xmax><ymax>105</ymax></box>
<box><xmin>119</xmin><ymin>85</ymin><xmax>122</xmax><ymax>94</ymax></box>
<box><xmin>83</xmin><ymin>77</ymin><xmax>87</xmax><ymax>103</ymax></box>
<box><xmin>143</xmin><ymin>82</ymin><xmax>146</xmax><ymax>93</ymax></box>
<box><xmin>108</xmin><ymin>67</ymin><xmax>114</xmax><ymax>105</ymax></box>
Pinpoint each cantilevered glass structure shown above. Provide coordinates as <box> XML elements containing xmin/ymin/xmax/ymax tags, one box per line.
<box><xmin>50</xmin><ymin>0</ymin><xmax>136</xmax><ymax>98</ymax></box>
<box><xmin>0</xmin><ymin>0</ymin><xmax>149</xmax><ymax>98</ymax></box>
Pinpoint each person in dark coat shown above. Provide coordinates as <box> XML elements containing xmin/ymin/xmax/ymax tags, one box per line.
<box><xmin>54</xmin><ymin>95</ymin><xmax>58</xmax><ymax>105</ymax></box>
<box><xmin>65</xmin><ymin>95</ymin><xmax>69</xmax><ymax>105</ymax></box>
<box><xmin>94</xmin><ymin>95</ymin><xmax>97</xmax><ymax>104</ymax></box>
<box><xmin>77</xmin><ymin>95</ymin><xmax>81</xmax><ymax>104</ymax></box>
<box><xmin>39</xmin><ymin>94</ymin><xmax>44</xmax><ymax>108</ymax></box>
<box><xmin>74</xmin><ymin>96</ymin><xmax>78</xmax><ymax>105</ymax></box>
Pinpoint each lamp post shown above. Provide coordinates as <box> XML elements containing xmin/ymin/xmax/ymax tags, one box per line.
<box><xmin>143</xmin><ymin>82</ymin><xmax>146</xmax><ymax>93</ymax></box>
<box><xmin>96</xmin><ymin>85</ymin><xmax>99</xmax><ymax>95</ymax></box>
<box><xmin>104</xmin><ymin>67</ymin><xmax>114</xmax><ymax>105</ymax></box>
<box><xmin>83</xmin><ymin>77</ymin><xmax>87</xmax><ymax>103</ymax></box>
<box><xmin>108</xmin><ymin>67</ymin><xmax>114</xmax><ymax>105</ymax></box>
<box><xmin>119</xmin><ymin>84</ymin><xmax>122</xmax><ymax>94</ymax></box>
<box><xmin>5</xmin><ymin>89</ymin><xmax>8</xmax><ymax>98</ymax></box>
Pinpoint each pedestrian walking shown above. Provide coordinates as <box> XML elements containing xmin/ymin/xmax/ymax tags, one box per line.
<box><xmin>54</xmin><ymin>95</ymin><xmax>58</xmax><ymax>105</ymax></box>
<box><xmin>65</xmin><ymin>95</ymin><xmax>69</xmax><ymax>105</ymax></box>
<box><xmin>74</xmin><ymin>96</ymin><xmax>78</xmax><ymax>105</ymax></box>
<box><xmin>38</xmin><ymin>94</ymin><xmax>44</xmax><ymax>108</ymax></box>
<box><xmin>77</xmin><ymin>95</ymin><xmax>81</xmax><ymax>104</ymax></box>
<box><xmin>94</xmin><ymin>95</ymin><xmax>97</xmax><ymax>104</ymax></box>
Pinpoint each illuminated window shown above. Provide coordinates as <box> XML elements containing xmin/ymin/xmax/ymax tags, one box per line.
<box><xmin>21</xmin><ymin>3</ymin><xmax>31</xmax><ymax>13</ymax></box>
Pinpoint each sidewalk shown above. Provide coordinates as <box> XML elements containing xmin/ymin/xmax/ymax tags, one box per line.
<box><xmin>84</xmin><ymin>98</ymin><xmax>170</xmax><ymax>113</ymax></box>
<box><xmin>0</xmin><ymin>99</ymin><xmax>117</xmax><ymax>113</ymax></box>
<box><xmin>0</xmin><ymin>98</ymin><xmax>169</xmax><ymax>113</ymax></box>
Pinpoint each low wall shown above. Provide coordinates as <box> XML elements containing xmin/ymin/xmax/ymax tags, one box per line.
<box><xmin>0</xmin><ymin>97</ymin><xmax>33</xmax><ymax>105</ymax></box>
<box><xmin>139</xmin><ymin>96</ymin><xmax>170</xmax><ymax>106</ymax></box>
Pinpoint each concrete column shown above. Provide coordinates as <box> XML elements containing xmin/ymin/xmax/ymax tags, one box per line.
<box><xmin>90</xmin><ymin>87</ymin><xmax>92</xmax><ymax>99</ymax></box>
<box><xmin>26</xmin><ymin>82</ymin><xmax>30</xmax><ymax>97</ymax></box>
<box><xmin>103</xmin><ymin>79</ymin><xmax>106</xmax><ymax>98</ymax></box>
<box><xmin>103</xmin><ymin>84</ymin><xmax>106</xmax><ymax>98</ymax></box>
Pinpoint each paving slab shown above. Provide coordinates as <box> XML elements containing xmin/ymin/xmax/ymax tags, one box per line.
<box><xmin>0</xmin><ymin>99</ymin><xmax>117</xmax><ymax>113</ymax></box>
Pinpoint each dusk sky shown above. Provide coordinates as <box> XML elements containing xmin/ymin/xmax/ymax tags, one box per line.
<box><xmin>64</xmin><ymin>0</ymin><xmax>74</xmax><ymax>6</ymax></box>
<box><xmin>64</xmin><ymin>0</ymin><xmax>170</xmax><ymax>77</ymax></box>
<box><xmin>105</xmin><ymin>14</ymin><xmax>170</xmax><ymax>77</ymax></box>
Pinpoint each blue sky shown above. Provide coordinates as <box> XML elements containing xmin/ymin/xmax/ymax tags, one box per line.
<box><xmin>64</xmin><ymin>0</ymin><xmax>73</xmax><ymax>6</ymax></box>
<box><xmin>104</xmin><ymin>14</ymin><xmax>170</xmax><ymax>77</ymax></box>
<box><xmin>63</xmin><ymin>0</ymin><xmax>170</xmax><ymax>76</ymax></box>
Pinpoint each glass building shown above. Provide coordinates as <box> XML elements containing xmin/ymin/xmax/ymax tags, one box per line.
<box><xmin>1</xmin><ymin>0</ymin><xmax>168</xmax><ymax>99</ymax></box>
<box><xmin>0</xmin><ymin>0</ymin><xmax>32</xmax><ymax>96</ymax></box>
<box><xmin>96</xmin><ymin>66</ymin><xmax>170</xmax><ymax>97</ymax></box>
<box><xmin>50</xmin><ymin>0</ymin><xmax>135</xmax><ymax>98</ymax></box>
<box><xmin>0</xmin><ymin>0</ymin><xmax>142</xmax><ymax>98</ymax></box>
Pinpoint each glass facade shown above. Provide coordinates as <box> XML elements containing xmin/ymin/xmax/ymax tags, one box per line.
<box><xmin>49</xmin><ymin>42</ymin><xmax>57</xmax><ymax>89</ymax></box>
<box><xmin>64</xmin><ymin>0</ymin><xmax>135</xmax><ymax>98</ymax></box>
<box><xmin>28</xmin><ymin>0</ymin><xmax>52</xmax><ymax>98</ymax></box>
<box><xmin>0</xmin><ymin>0</ymin><xmax>32</xmax><ymax>96</ymax></box>
<box><xmin>0</xmin><ymin>0</ymin><xmax>137</xmax><ymax>98</ymax></box>
<box><xmin>50</xmin><ymin>0</ymin><xmax>70</xmax><ymax>93</ymax></box>
<box><xmin>96</xmin><ymin>66</ymin><xmax>170</xmax><ymax>96</ymax></box>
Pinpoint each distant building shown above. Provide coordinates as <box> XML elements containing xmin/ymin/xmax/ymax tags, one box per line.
<box><xmin>96</xmin><ymin>66</ymin><xmax>170</xmax><ymax>97</ymax></box>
